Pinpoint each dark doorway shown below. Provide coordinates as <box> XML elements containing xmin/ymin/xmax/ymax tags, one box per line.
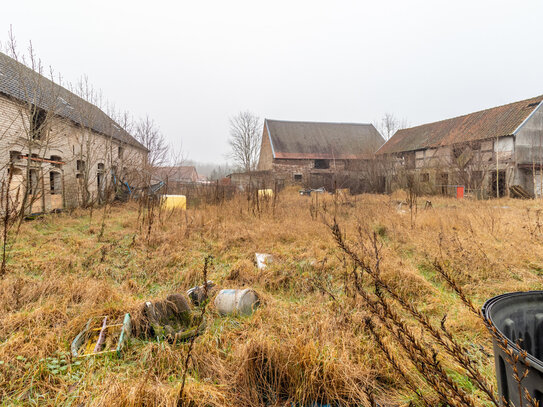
<box><xmin>314</xmin><ymin>159</ymin><xmax>330</xmax><ymax>169</ymax></box>
<box><xmin>491</xmin><ymin>170</ymin><xmax>506</xmax><ymax>198</ymax></box>
<box><xmin>439</xmin><ymin>172</ymin><xmax>448</xmax><ymax>195</ymax></box>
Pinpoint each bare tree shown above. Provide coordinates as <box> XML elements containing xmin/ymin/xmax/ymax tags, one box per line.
<box><xmin>0</xmin><ymin>29</ymin><xmax>69</xmax><ymax>275</ymax></box>
<box><xmin>209</xmin><ymin>163</ymin><xmax>234</xmax><ymax>180</ymax></box>
<box><xmin>69</xmin><ymin>76</ymin><xmax>107</xmax><ymax>207</ymax></box>
<box><xmin>375</xmin><ymin>113</ymin><xmax>408</xmax><ymax>141</ymax></box>
<box><xmin>228</xmin><ymin>111</ymin><xmax>262</xmax><ymax>172</ymax></box>
<box><xmin>134</xmin><ymin>116</ymin><xmax>169</xmax><ymax>168</ymax></box>
<box><xmin>449</xmin><ymin>140</ymin><xmax>493</xmax><ymax>197</ymax></box>
<box><xmin>3</xmin><ymin>28</ymin><xmax>66</xmax><ymax>222</ymax></box>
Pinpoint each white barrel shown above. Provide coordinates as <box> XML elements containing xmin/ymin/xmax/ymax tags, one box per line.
<box><xmin>214</xmin><ymin>289</ymin><xmax>260</xmax><ymax>316</ymax></box>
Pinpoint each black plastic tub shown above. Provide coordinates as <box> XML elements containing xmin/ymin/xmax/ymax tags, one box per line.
<box><xmin>482</xmin><ymin>291</ymin><xmax>543</xmax><ymax>406</ymax></box>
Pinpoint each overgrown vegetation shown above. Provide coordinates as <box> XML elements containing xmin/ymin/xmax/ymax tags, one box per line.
<box><xmin>1</xmin><ymin>188</ymin><xmax>543</xmax><ymax>406</ymax></box>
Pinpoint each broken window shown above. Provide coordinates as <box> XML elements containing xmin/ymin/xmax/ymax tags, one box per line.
<box><xmin>50</xmin><ymin>155</ymin><xmax>62</xmax><ymax>168</ymax></box>
<box><xmin>50</xmin><ymin>171</ymin><xmax>61</xmax><ymax>195</ymax></box>
<box><xmin>453</xmin><ymin>145</ymin><xmax>464</xmax><ymax>159</ymax></box>
<box><xmin>453</xmin><ymin>144</ymin><xmax>475</xmax><ymax>166</ymax></box>
<box><xmin>76</xmin><ymin>160</ymin><xmax>86</xmax><ymax>172</ymax></box>
<box><xmin>30</xmin><ymin>108</ymin><xmax>47</xmax><ymax>140</ymax></box>
<box><xmin>28</xmin><ymin>169</ymin><xmax>39</xmax><ymax>195</ymax></box>
<box><xmin>293</xmin><ymin>174</ymin><xmax>302</xmax><ymax>182</ymax></box>
<box><xmin>9</xmin><ymin>151</ymin><xmax>21</xmax><ymax>162</ymax></box>
<box><xmin>97</xmin><ymin>163</ymin><xmax>105</xmax><ymax>192</ymax></box>
<box><xmin>420</xmin><ymin>173</ymin><xmax>430</xmax><ymax>183</ymax></box>
<box><xmin>118</xmin><ymin>146</ymin><xmax>124</xmax><ymax>159</ymax></box>
<box><xmin>314</xmin><ymin>159</ymin><xmax>330</xmax><ymax>169</ymax></box>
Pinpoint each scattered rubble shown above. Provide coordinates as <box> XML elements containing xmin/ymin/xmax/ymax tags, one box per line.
<box><xmin>187</xmin><ymin>280</ymin><xmax>216</xmax><ymax>306</ymax></box>
<box><xmin>299</xmin><ymin>187</ymin><xmax>326</xmax><ymax>196</ymax></box>
<box><xmin>71</xmin><ymin>313</ymin><xmax>131</xmax><ymax>358</ymax></box>
<box><xmin>255</xmin><ymin>253</ymin><xmax>273</xmax><ymax>270</ymax></box>
<box><xmin>140</xmin><ymin>294</ymin><xmax>203</xmax><ymax>341</ymax></box>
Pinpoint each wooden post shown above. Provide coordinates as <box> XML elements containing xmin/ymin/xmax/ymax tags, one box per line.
<box><xmin>41</xmin><ymin>168</ymin><xmax>46</xmax><ymax>212</ymax></box>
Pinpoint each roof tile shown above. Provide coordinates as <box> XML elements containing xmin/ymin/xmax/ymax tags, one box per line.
<box><xmin>266</xmin><ymin>119</ymin><xmax>385</xmax><ymax>160</ymax></box>
<box><xmin>377</xmin><ymin>96</ymin><xmax>543</xmax><ymax>154</ymax></box>
<box><xmin>0</xmin><ymin>52</ymin><xmax>147</xmax><ymax>151</ymax></box>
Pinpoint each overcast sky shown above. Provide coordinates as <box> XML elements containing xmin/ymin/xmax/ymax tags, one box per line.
<box><xmin>2</xmin><ymin>1</ymin><xmax>543</xmax><ymax>162</ymax></box>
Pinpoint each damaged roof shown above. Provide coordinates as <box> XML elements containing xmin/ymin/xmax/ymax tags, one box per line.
<box><xmin>0</xmin><ymin>51</ymin><xmax>147</xmax><ymax>151</ymax></box>
<box><xmin>378</xmin><ymin>95</ymin><xmax>543</xmax><ymax>154</ymax></box>
<box><xmin>265</xmin><ymin>119</ymin><xmax>385</xmax><ymax>160</ymax></box>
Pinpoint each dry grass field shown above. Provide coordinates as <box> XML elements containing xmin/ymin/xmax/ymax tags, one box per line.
<box><xmin>1</xmin><ymin>187</ymin><xmax>543</xmax><ymax>406</ymax></box>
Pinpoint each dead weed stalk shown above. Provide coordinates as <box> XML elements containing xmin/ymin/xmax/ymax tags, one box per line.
<box><xmin>178</xmin><ymin>255</ymin><xmax>212</xmax><ymax>407</ymax></box>
<box><xmin>331</xmin><ymin>219</ymin><xmax>500</xmax><ymax>406</ymax></box>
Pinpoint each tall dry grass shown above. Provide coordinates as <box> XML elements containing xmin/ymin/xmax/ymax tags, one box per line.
<box><xmin>0</xmin><ymin>188</ymin><xmax>542</xmax><ymax>406</ymax></box>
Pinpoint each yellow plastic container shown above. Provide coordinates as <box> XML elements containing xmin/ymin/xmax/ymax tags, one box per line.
<box><xmin>258</xmin><ymin>189</ymin><xmax>273</xmax><ymax>198</ymax></box>
<box><xmin>163</xmin><ymin>195</ymin><xmax>187</xmax><ymax>210</ymax></box>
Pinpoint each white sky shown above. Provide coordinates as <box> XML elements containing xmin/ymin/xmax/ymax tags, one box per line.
<box><xmin>2</xmin><ymin>0</ymin><xmax>543</xmax><ymax>162</ymax></box>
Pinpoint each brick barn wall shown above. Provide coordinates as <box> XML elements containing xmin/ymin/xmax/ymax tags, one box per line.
<box><xmin>271</xmin><ymin>158</ymin><xmax>349</xmax><ymax>185</ymax></box>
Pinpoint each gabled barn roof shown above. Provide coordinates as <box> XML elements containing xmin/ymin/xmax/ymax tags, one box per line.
<box><xmin>378</xmin><ymin>95</ymin><xmax>543</xmax><ymax>154</ymax></box>
<box><xmin>0</xmin><ymin>51</ymin><xmax>147</xmax><ymax>151</ymax></box>
<box><xmin>265</xmin><ymin>119</ymin><xmax>385</xmax><ymax>160</ymax></box>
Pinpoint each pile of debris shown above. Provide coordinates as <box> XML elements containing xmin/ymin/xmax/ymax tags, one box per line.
<box><xmin>72</xmin><ymin>278</ymin><xmax>261</xmax><ymax>357</ymax></box>
<box><xmin>510</xmin><ymin>184</ymin><xmax>533</xmax><ymax>199</ymax></box>
<box><xmin>140</xmin><ymin>294</ymin><xmax>202</xmax><ymax>341</ymax></box>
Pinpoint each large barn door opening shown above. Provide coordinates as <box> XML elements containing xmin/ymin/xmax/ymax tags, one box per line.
<box><xmin>492</xmin><ymin>170</ymin><xmax>506</xmax><ymax>198</ymax></box>
<box><xmin>439</xmin><ymin>172</ymin><xmax>448</xmax><ymax>195</ymax></box>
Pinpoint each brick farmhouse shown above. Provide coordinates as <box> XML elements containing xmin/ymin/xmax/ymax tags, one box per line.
<box><xmin>0</xmin><ymin>51</ymin><xmax>148</xmax><ymax>213</ymax></box>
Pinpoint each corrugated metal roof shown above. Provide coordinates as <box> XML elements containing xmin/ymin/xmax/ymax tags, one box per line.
<box><xmin>266</xmin><ymin>119</ymin><xmax>385</xmax><ymax>160</ymax></box>
<box><xmin>378</xmin><ymin>95</ymin><xmax>543</xmax><ymax>154</ymax></box>
<box><xmin>0</xmin><ymin>51</ymin><xmax>147</xmax><ymax>151</ymax></box>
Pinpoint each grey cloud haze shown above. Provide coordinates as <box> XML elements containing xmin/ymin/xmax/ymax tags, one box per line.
<box><xmin>2</xmin><ymin>0</ymin><xmax>542</xmax><ymax>162</ymax></box>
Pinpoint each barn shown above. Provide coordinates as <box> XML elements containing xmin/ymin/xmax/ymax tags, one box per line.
<box><xmin>377</xmin><ymin>95</ymin><xmax>543</xmax><ymax>198</ymax></box>
<box><xmin>257</xmin><ymin>119</ymin><xmax>385</xmax><ymax>191</ymax></box>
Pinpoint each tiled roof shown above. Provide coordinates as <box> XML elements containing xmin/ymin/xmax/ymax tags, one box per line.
<box><xmin>378</xmin><ymin>95</ymin><xmax>543</xmax><ymax>154</ymax></box>
<box><xmin>0</xmin><ymin>51</ymin><xmax>147</xmax><ymax>151</ymax></box>
<box><xmin>154</xmin><ymin>166</ymin><xmax>199</xmax><ymax>182</ymax></box>
<box><xmin>266</xmin><ymin>119</ymin><xmax>385</xmax><ymax>159</ymax></box>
